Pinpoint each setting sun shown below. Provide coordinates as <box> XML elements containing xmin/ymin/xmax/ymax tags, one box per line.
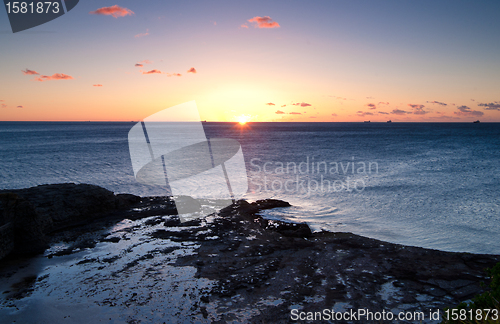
<box><xmin>236</xmin><ymin>115</ymin><xmax>250</xmax><ymax>125</ymax></box>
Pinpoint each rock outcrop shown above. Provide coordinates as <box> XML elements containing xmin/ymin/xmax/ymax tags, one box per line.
<box><xmin>0</xmin><ymin>183</ymin><xmax>140</xmax><ymax>259</ymax></box>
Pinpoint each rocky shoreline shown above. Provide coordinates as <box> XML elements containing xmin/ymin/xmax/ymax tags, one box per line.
<box><xmin>0</xmin><ymin>184</ymin><xmax>499</xmax><ymax>323</ymax></box>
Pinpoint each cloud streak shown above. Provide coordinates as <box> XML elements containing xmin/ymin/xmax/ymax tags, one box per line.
<box><xmin>391</xmin><ymin>109</ymin><xmax>409</xmax><ymax>115</ymax></box>
<box><xmin>89</xmin><ymin>5</ymin><xmax>134</xmax><ymax>18</ymax></box>
<box><xmin>22</xmin><ymin>69</ymin><xmax>39</xmax><ymax>75</ymax></box>
<box><xmin>478</xmin><ymin>102</ymin><xmax>500</xmax><ymax>111</ymax></box>
<box><xmin>454</xmin><ymin>105</ymin><xmax>484</xmax><ymax>116</ymax></box>
<box><xmin>248</xmin><ymin>16</ymin><xmax>280</xmax><ymax>28</ymax></box>
<box><xmin>275</xmin><ymin>110</ymin><xmax>285</xmax><ymax>114</ymax></box>
<box><xmin>356</xmin><ymin>111</ymin><xmax>374</xmax><ymax>117</ymax></box>
<box><xmin>293</xmin><ymin>102</ymin><xmax>311</xmax><ymax>107</ymax></box>
<box><xmin>427</xmin><ymin>100</ymin><xmax>447</xmax><ymax>106</ymax></box>
<box><xmin>135</xmin><ymin>29</ymin><xmax>149</xmax><ymax>38</ymax></box>
<box><xmin>408</xmin><ymin>104</ymin><xmax>428</xmax><ymax>115</ymax></box>
<box><xmin>34</xmin><ymin>73</ymin><xmax>74</xmax><ymax>82</ymax></box>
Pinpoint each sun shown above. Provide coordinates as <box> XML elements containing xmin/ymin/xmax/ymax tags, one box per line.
<box><xmin>236</xmin><ymin>115</ymin><xmax>250</xmax><ymax>125</ymax></box>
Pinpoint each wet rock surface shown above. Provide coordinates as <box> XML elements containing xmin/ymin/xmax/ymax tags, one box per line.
<box><xmin>0</xmin><ymin>183</ymin><xmax>141</xmax><ymax>258</ymax></box>
<box><xmin>0</xmin><ymin>185</ymin><xmax>498</xmax><ymax>323</ymax></box>
<box><xmin>174</xmin><ymin>200</ymin><xmax>500</xmax><ymax>323</ymax></box>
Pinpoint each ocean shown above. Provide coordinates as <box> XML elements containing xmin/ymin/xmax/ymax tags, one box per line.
<box><xmin>1</xmin><ymin>121</ymin><xmax>499</xmax><ymax>254</ymax></box>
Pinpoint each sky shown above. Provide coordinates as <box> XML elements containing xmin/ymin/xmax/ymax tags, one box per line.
<box><xmin>1</xmin><ymin>0</ymin><xmax>500</xmax><ymax>122</ymax></box>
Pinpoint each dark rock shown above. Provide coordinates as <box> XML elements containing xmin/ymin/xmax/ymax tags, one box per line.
<box><xmin>0</xmin><ymin>193</ymin><xmax>48</xmax><ymax>256</ymax></box>
<box><xmin>0</xmin><ymin>183</ymin><xmax>141</xmax><ymax>260</ymax></box>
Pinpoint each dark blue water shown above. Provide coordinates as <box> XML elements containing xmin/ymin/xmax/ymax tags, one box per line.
<box><xmin>1</xmin><ymin>122</ymin><xmax>499</xmax><ymax>254</ymax></box>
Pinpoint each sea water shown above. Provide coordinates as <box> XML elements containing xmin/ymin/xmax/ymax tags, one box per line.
<box><xmin>1</xmin><ymin>121</ymin><xmax>499</xmax><ymax>254</ymax></box>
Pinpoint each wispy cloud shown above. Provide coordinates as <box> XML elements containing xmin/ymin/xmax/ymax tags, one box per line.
<box><xmin>248</xmin><ymin>16</ymin><xmax>280</xmax><ymax>29</ymax></box>
<box><xmin>1</xmin><ymin>104</ymin><xmax>7</xmax><ymax>108</ymax></box>
<box><xmin>240</xmin><ymin>24</ymin><xmax>249</xmax><ymax>29</ymax></box>
<box><xmin>289</xmin><ymin>112</ymin><xmax>301</xmax><ymax>115</ymax></box>
<box><xmin>478</xmin><ymin>102</ymin><xmax>500</xmax><ymax>111</ymax></box>
<box><xmin>293</xmin><ymin>102</ymin><xmax>311</xmax><ymax>107</ymax></box>
<box><xmin>187</xmin><ymin>67</ymin><xmax>197</xmax><ymax>73</ymax></box>
<box><xmin>265</xmin><ymin>102</ymin><xmax>275</xmax><ymax>106</ymax></box>
<box><xmin>331</xmin><ymin>113</ymin><xmax>338</xmax><ymax>116</ymax></box>
<box><xmin>135</xmin><ymin>29</ymin><xmax>149</xmax><ymax>38</ymax></box>
<box><xmin>366</xmin><ymin>103</ymin><xmax>376</xmax><ymax>110</ymax></box>
<box><xmin>89</xmin><ymin>5</ymin><xmax>134</xmax><ymax>18</ymax></box>
<box><xmin>391</xmin><ymin>109</ymin><xmax>409</xmax><ymax>115</ymax></box>
<box><xmin>135</xmin><ymin>60</ymin><xmax>152</xmax><ymax>67</ymax></box>
<box><xmin>275</xmin><ymin>110</ymin><xmax>285</xmax><ymax>114</ymax></box>
<box><xmin>281</xmin><ymin>104</ymin><xmax>286</xmax><ymax>107</ymax></box>
<box><xmin>427</xmin><ymin>100</ymin><xmax>447</xmax><ymax>106</ymax></box>
<box><xmin>454</xmin><ymin>105</ymin><xmax>484</xmax><ymax>116</ymax></box>
<box><xmin>22</xmin><ymin>69</ymin><xmax>39</xmax><ymax>75</ymax></box>
<box><xmin>356</xmin><ymin>111</ymin><xmax>374</xmax><ymax>117</ymax></box>
<box><xmin>34</xmin><ymin>73</ymin><xmax>74</xmax><ymax>82</ymax></box>
<box><xmin>142</xmin><ymin>69</ymin><xmax>163</xmax><ymax>74</ymax></box>
<box><xmin>17</xmin><ymin>105</ymin><xmax>23</xmax><ymax>108</ymax></box>
<box><xmin>93</xmin><ymin>84</ymin><xmax>103</xmax><ymax>87</ymax></box>
<box><xmin>378</xmin><ymin>111</ymin><xmax>389</xmax><ymax>115</ymax></box>
<box><xmin>378</xmin><ymin>102</ymin><xmax>389</xmax><ymax>105</ymax></box>
<box><xmin>408</xmin><ymin>104</ymin><xmax>428</xmax><ymax>115</ymax></box>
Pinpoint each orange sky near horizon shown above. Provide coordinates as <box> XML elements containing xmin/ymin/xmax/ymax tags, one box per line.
<box><xmin>1</xmin><ymin>1</ymin><xmax>500</xmax><ymax>122</ymax></box>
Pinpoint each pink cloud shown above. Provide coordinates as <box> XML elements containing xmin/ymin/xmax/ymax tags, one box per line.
<box><xmin>289</xmin><ymin>112</ymin><xmax>301</xmax><ymax>115</ymax></box>
<box><xmin>135</xmin><ymin>64</ymin><xmax>144</xmax><ymax>67</ymax></box>
<box><xmin>331</xmin><ymin>113</ymin><xmax>338</xmax><ymax>116</ymax></box>
<box><xmin>266</xmin><ymin>102</ymin><xmax>275</xmax><ymax>106</ymax></box>
<box><xmin>293</xmin><ymin>102</ymin><xmax>311</xmax><ymax>107</ymax></box>
<box><xmin>93</xmin><ymin>84</ymin><xmax>103</xmax><ymax>87</ymax></box>
<box><xmin>142</xmin><ymin>69</ymin><xmax>163</xmax><ymax>74</ymax></box>
<box><xmin>168</xmin><ymin>73</ymin><xmax>181</xmax><ymax>77</ymax></box>
<box><xmin>135</xmin><ymin>29</ymin><xmax>149</xmax><ymax>38</ymax></box>
<box><xmin>34</xmin><ymin>73</ymin><xmax>74</xmax><ymax>82</ymax></box>
<box><xmin>89</xmin><ymin>5</ymin><xmax>134</xmax><ymax>18</ymax></box>
<box><xmin>275</xmin><ymin>110</ymin><xmax>285</xmax><ymax>114</ymax></box>
<box><xmin>1</xmin><ymin>104</ymin><xmax>7</xmax><ymax>108</ymax></box>
<box><xmin>187</xmin><ymin>67</ymin><xmax>197</xmax><ymax>73</ymax></box>
<box><xmin>240</xmin><ymin>24</ymin><xmax>249</xmax><ymax>29</ymax></box>
<box><xmin>378</xmin><ymin>102</ymin><xmax>389</xmax><ymax>105</ymax></box>
<box><xmin>281</xmin><ymin>104</ymin><xmax>286</xmax><ymax>107</ymax></box>
<box><xmin>248</xmin><ymin>16</ymin><xmax>280</xmax><ymax>29</ymax></box>
<box><xmin>22</xmin><ymin>69</ymin><xmax>39</xmax><ymax>75</ymax></box>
